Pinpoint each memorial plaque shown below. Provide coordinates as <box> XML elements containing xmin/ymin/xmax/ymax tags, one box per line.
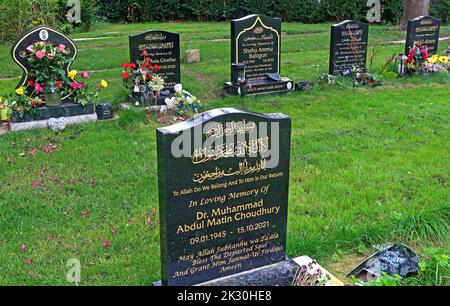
<box><xmin>11</xmin><ymin>26</ymin><xmax>78</xmax><ymax>102</ymax></box>
<box><xmin>329</xmin><ymin>20</ymin><xmax>369</xmax><ymax>75</ymax></box>
<box><xmin>129</xmin><ymin>30</ymin><xmax>181</xmax><ymax>91</ymax></box>
<box><xmin>231</xmin><ymin>15</ymin><xmax>281</xmax><ymax>81</ymax></box>
<box><xmin>156</xmin><ymin>108</ymin><xmax>291</xmax><ymax>286</ymax></box>
<box><xmin>405</xmin><ymin>16</ymin><xmax>441</xmax><ymax>55</ymax></box>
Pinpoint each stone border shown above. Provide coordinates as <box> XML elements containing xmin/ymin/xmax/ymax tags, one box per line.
<box><xmin>10</xmin><ymin>114</ymin><xmax>97</xmax><ymax>132</ymax></box>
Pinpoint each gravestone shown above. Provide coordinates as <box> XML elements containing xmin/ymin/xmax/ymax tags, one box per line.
<box><xmin>156</xmin><ymin>108</ymin><xmax>296</xmax><ymax>286</ymax></box>
<box><xmin>129</xmin><ymin>30</ymin><xmax>181</xmax><ymax>91</ymax></box>
<box><xmin>9</xmin><ymin>26</ymin><xmax>96</xmax><ymax>131</ymax></box>
<box><xmin>405</xmin><ymin>16</ymin><xmax>441</xmax><ymax>55</ymax></box>
<box><xmin>11</xmin><ymin>26</ymin><xmax>78</xmax><ymax>102</ymax></box>
<box><xmin>224</xmin><ymin>15</ymin><xmax>294</xmax><ymax>96</ymax></box>
<box><xmin>329</xmin><ymin>20</ymin><xmax>369</xmax><ymax>75</ymax></box>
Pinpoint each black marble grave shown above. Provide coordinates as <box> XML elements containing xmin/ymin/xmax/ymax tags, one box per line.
<box><xmin>12</xmin><ymin>103</ymin><xmax>94</xmax><ymax>123</ymax></box>
<box><xmin>11</xmin><ymin>26</ymin><xmax>78</xmax><ymax>102</ymax></box>
<box><xmin>129</xmin><ymin>30</ymin><xmax>181</xmax><ymax>91</ymax></box>
<box><xmin>329</xmin><ymin>20</ymin><xmax>369</xmax><ymax>75</ymax></box>
<box><xmin>156</xmin><ymin>108</ymin><xmax>293</xmax><ymax>286</ymax></box>
<box><xmin>405</xmin><ymin>16</ymin><xmax>441</xmax><ymax>55</ymax></box>
<box><xmin>224</xmin><ymin>15</ymin><xmax>294</xmax><ymax>96</ymax></box>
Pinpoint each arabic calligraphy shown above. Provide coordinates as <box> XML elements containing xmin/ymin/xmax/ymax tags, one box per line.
<box><xmin>192</xmin><ymin>137</ymin><xmax>269</xmax><ymax>165</ymax></box>
<box><xmin>193</xmin><ymin>159</ymin><xmax>267</xmax><ymax>184</ymax></box>
<box><xmin>206</xmin><ymin>120</ymin><xmax>256</xmax><ymax>139</ymax></box>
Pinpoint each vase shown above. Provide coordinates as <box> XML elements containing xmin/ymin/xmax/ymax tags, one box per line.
<box><xmin>0</xmin><ymin>107</ymin><xmax>8</xmax><ymax>121</ymax></box>
<box><xmin>44</xmin><ymin>85</ymin><xmax>61</xmax><ymax>107</ymax></box>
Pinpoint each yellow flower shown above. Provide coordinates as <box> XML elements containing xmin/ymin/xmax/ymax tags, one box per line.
<box><xmin>439</xmin><ymin>56</ymin><xmax>449</xmax><ymax>64</ymax></box>
<box><xmin>68</xmin><ymin>70</ymin><xmax>77</xmax><ymax>79</ymax></box>
<box><xmin>16</xmin><ymin>88</ymin><xmax>24</xmax><ymax>95</ymax></box>
<box><xmin>428</xmin><ymin>55</ymin><xmax>438</xmax><ymax>64</ymax></box>
<box><xmin>101</xmin><ymin>80</ymin><xmax>108</xmax><ymax>88</ymax></box>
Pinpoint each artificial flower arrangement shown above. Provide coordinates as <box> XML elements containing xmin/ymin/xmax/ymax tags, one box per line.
<box><xmin>163</xmin><ymin>84</ymin><xmax>201</xmax><ymax>119</ymax></box>
<box><xmin>407</xmin><ymin>42</ymin><xmax>429</xmax><ymax>72</ymax></box>
<box><xmin>66</xmin><ymin>70</ymin><xmax>109</xmax><ymax>106</ymax></box>
<box><xmin>418</xmin><ymin>53</ymin><xmax>450</xmax><ymax>74</ymax></box>
<box><xmin>6</xmin><ymin>42</ymin><xmax>108</xmax><ymax>118</ymax></box>
<box><xmin>351</xmin><ymin>65</ymin><xmax>382</xmax><ymax>87</ymax></box>
<box><xmin>121</xmin><ymin>50</ymin><xmax>164</xmax><ymax>106</ymax></box>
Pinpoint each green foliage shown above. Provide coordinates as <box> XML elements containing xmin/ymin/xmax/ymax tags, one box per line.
<box><xmin>392</xmin><ymin>207</ymin><xmax>449</xmax><ymax>242</ymax></box>
<box><xmin>403</xmin><ymin>247</ymin><xmax>450</xmax><ymax>286</ymax></box>
<box><xmin>92</xmin><ymin>0</ymin><xmax>448</xmax><ymax>24</ymax></box>
<box><xmin>430</xmin><ymin>0</ymin><xmax>450</xmax><ymax>24</ymax></box>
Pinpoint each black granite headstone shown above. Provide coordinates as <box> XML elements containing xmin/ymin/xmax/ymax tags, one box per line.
<box><xmin>156</xmin><ymin>108</ymin><xmax>292</xmax><ymax>286</ymax></box>
<box><xmin>405</xmin><ymin>16</ymin><xmax>441</xmax><ymax>55</ymax></box>
<box><xmin>329</xmin><ymin>20</ymin><xmax>369</xmax><ymax>75</ymax></box>
<box><xmin>231</xmin><ymin>14</ymin><xmax>281</xmax><ymax>81</ymax></box>
<box><xmin>11</xmin><ymin>26</ymin><xmax>78</xmax><ymax>102</ymax></box>
<box><xmin>129</xmin><ymin>30</ymin><xmax>181</xmax><ymax>91</ymax></box>
<box><xmin>225</xmin><ymin>15</ymin><xmax>293</xmax><ymax>96</ymax></box>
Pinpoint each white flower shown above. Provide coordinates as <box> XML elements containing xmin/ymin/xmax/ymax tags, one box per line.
<box><xmin>160</xmin><ymin>106</ymin><xmax>168</xmax><ymax>114</ymax></box>
<box><xmin>174</xmin><ymin>84</ymin><xmax>183</xmax><ymax>93</ymax></box>
<box><xmin>134</xmin><ymin>85</ymin><xmax>140</xmax><ymax>93</ymax></box>
<box><xmin>135</xmin><ymin>102</ymin><xmax>140</xmax><ymax>106</ymax></box>
<box><xmin>186</xmin><ymin>96</ymin><xmax>193</xmax><ymax>104</ymax></box>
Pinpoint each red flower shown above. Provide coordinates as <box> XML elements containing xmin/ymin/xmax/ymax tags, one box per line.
<box><xmin>122</xmin><ymin>63</ymin><xmax>130</xmax><ymax>69</ymax></box>
<box><xmin>149</xmin><ymin>74</ymin><xmax>153</xmax><ymax>80</ymax></box>
<box><xmin>142</xmin><ymin>50</ymin><xmax>147</xmax><ymax>56</ymax></box>
<box><xmin>122</xmin><ymin>72</ymin><xmax>131</xmax><ymax>79</ymax></box>
<box><xmin>103</xmin><ymin>241</ymin><xmax>111</xmax><ymax>247</ymax></box>
<box><xmin>145</xmin><ymin>57</ymin><xmax>152</xmax><ymax>63</ymax></box>
<box><xmin>55</xmin><ymin>81</ymin><xmax>63</xmax><ymax>88</ymax></box>
<box><xmin>130</xmin><ymin>63</ymin><xmax>137</xmax><ymax>69</ymax></box>
<box><xmin>141</xmin><ymin>63</ymin><xmax>148</xmax><ymax>69</ymax></box>
<box><xmin>154</xmin><ymin>65</ymin><xmax>161</xmax><ymax>71</ymax></box>
<box><xmin>28</xmin><ymin>80</ymin><xmax>35</xmax><ymax>87</ymax></box>
<box><xmin>31</xmin><ymin>101</ymin><xmax>36</xmax><ymax>106</ymax></box>
<box><xmin>71</xmin><ymin>82</ymin><xmax>78</xmax><ymax>89</ymax></box>
<box><xmin>38</xmin><ymin>100</ymin><xmax>43</xmax><ymax>105</ymax></box>
<box><xmin>409</xmin><ymin>49</ymin><xmax>416</xmax><ymax>57</ymax></box>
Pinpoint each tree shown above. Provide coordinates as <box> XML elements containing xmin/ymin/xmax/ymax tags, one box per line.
<box><xmin>402</xmin><ymin>0</ymin><xmax>430</xmax><ymax>29</ymax></box>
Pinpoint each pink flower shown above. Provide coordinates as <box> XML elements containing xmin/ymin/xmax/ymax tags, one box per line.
<box><xmin>35</xmin><ymin>83</ymin><xmax>43</xmax><ymax>94</ymax></box>
<box><xmin>27</xmin><ymin>258</ymin><xmax>33</xmax><ymax>265</ymax></box>
<box><xmin>58</xmin><ymin>44</ymin><xmax>66</xmax><ymax>51</ymax></box>
<box><xmin>47</xmin><ymin>54</ymin><xmax>54</xmax><ymax>60</ymax></box>
<box><xmin>81</xmin><ymin>72</ymin><xmax>90</xmax><ymax>79</ymax></box>
<box><xmin>27</xmin><ymin>45</ymin><xmax>35</xmax><ymax>53</ymax></box>
<box><xmin>81</xmin><ymin>210</ymin><xmax>89</xmax><ymax>216</ymax></box>
<box><xmin>35</xmin><ymin>50</ymin><xmax>46</xmax><ymax>59</ymax></box>
<box><xmin>76</xmin><ymin>83</ymin><xmax>84</xmax><ymax>89</ymax></box>
<box><xmin>20</xmin><ymin>245</ymin><xmax>27</xmax><ymax>251</ymax></box>
<box><xmin>102</xmin><ymin>241</ymin><xmax>111</xmax><ymax>247</ymax></box>
<box><xmin>71</xmin><ymin>82</ymin><xmax>78</xmax><ymax>90</ymax></box>
<box><xmin>111</xmin><ymin>228</ymin><xmax>119</xmax><ymax>233</ymax></box>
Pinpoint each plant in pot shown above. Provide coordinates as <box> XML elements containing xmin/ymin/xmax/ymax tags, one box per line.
<box><xmin>121</xmin><ymin>51</ymin><xmax>164</xmax><ymax>107</ymax></box>
<box><xmin>26</xmin><ymin>42</ymin><xmax>73</xmax><ymax>107</ymax></box>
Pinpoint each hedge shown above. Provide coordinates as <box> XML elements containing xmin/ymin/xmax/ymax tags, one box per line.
<box><xmin>1</xmin><ymin>0</ymin><xmax>449</xmax><ymax>44</ymax></box>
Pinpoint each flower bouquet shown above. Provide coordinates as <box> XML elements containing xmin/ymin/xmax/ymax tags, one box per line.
<box><xmin>121</xmin><ymin>50</ymin><xmax>164</xmax><ymax>107</ymax></box>
<box><xmin>407</xmin><ymin>42</ymin><xmax>429</xmax><ymax>73</ymax></box>
<box><xmin>163</xmin><ymin>84</ymin><xmax>201</xmax><ymax>120</ymax></box>
<box><xmin>351</xmin><ymin>65</ymin><xmax>382</xmax><ymax>87</ymax></box>
<box><xmin>67</xmin><ymin>71</ymin><xmax>108</xmax><ymax>106</ymax></box>
<box><xmin>26</xmin><ymin>42</ymin><xmax>73</xmax><ymax>106</ymax></box>
<box><xmin>418</xmin><ymin>54</ymin><xmax>450</xmax><ymax>74</ymax></box>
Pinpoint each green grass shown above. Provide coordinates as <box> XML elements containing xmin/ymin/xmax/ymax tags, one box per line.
<box><xmin>0</xmin><ymin>22</ymin><xmax>449</xmax><ymax>285</ymax></box>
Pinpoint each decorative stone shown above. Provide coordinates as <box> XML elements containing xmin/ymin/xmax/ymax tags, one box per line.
<box><xmin>10</xmin><ymin>114</ymin><xmax>97</xmax><ymax>132</ymax></box>
<box><xmin>48</xmin><ymin>117</ymin><xmax>67</xmax><ymax>132</ymax></box>
<box><xmin>186</xmin><ymin>49</ymin><xmax>201</xmax><ymax>64</ymax></box>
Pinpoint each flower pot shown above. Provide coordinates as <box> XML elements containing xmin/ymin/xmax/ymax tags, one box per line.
<box><xmin>44</xmin><ymin>85</ymin><xmax>61</xmax><ymax>107</ymax></box>
<box><xmin>0</xmin><ymin>108</ymin><xmax>8</xmax><ymax>121</ymax></box>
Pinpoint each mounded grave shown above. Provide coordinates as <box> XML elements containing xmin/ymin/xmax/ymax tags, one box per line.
<box><xmin>129</xmin><ymin>30</ymin><xmax>181</xmax><ymax>105</ymax></box>
<box><xmin>9</xmin><ymin>26</ymin><xmax>96</xmax><ymax>131</ymax></box>
<box><xmin>156</xmin><ymin>108</ymin><xmax>299</xmax><ymax>286</ymax></box>
<box><xmin>224</xmin><ymin>15</ymin><xmax>294</xmax><ymax>96</ymax></box>
<box><xmin>405</xmin><ymin>16</ymin><xmax>441</xmax><ymax>55</ymax></box>
<box><xmin>329</xmin><ymin>20</ymin><xmax>369</xmax><ymax>75</ymax></box>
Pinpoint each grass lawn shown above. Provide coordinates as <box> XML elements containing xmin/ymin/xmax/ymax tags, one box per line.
<box><xmin>0</xmin><ymin>22</ymin><xmax>449</xmax><ymax>286</ymax></box>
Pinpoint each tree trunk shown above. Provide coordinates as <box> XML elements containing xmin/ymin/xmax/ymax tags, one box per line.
<box><xmin>401</xmin><ymin>0</ymin><xmax>430</xmax><ymax>30</ymax></box>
